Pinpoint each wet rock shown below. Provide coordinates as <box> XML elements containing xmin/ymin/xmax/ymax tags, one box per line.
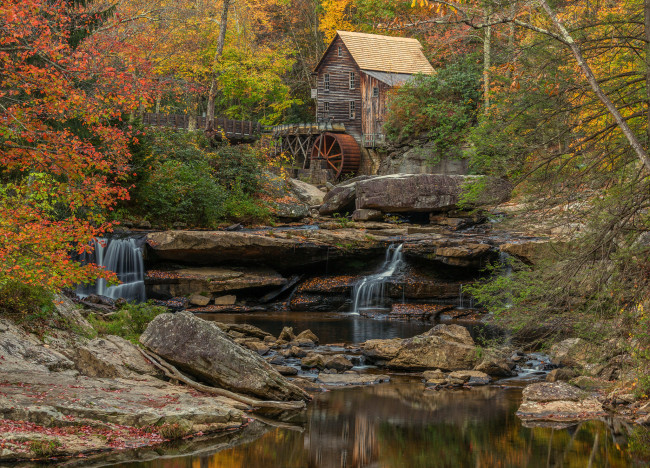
<box><xmin>281</xmin><ymin>346</ymin><xmax>307</xmax><ymax>358</ymax></box>
<box><xmin>300</xmin><ymin>353</ymin><xmax>325</xmax><ymax>369</ymax></box>
<box><xmin>273</xmin><ymin>365</ymin><xmax>299</xmax><ymax>376</ymax></box>
<box><xmin>140</xmin><ymin>312</ymin><xmax>308</xmax><ymax>401</ymax></box>
<box><xmin>278</xmin><ymin>327</ymin><xmax>296</xmax><ymax>342</ymax></box>
<box><xmin>352</xmin><ymin>209</ymin><xmax>383</xmax><ymax>221</ymax></box>
<box><xmin>189</xmin><ymin>294</ymin><xmax>211</xmax><ymax>306</ymax></box>
<box><xmin>517</xmin><ymin>382</ymin><xmax>604</xmax><ymax>422</ymax></box>
<box><xmin>73</xmin><ymin>336</ymin><xmax>161</xmax><ymax>378</ymax></box>
<box><xmin>290</xmin><ymin>338</ymin><xmax>315</xmax><ymax>348</ymax></box>
<box><xmin>546</xmin><ymin>368</ymin><xmax>577</xmax><ymax>383</ymax></box>
<box><xmin>447</xmin><ymin>370</ymin><xmax>491</xmax><ymax>386</ymax></box>
<box><xmin>361</xmin><ymin>338</ymin><xmax>403</xmax><ymax>361</ymax></box>
<box><xmin>323</xmin><ymin>355</ymin><xmax>354</xmax><ymax>371</ymax></box>
<box><xmin>289</xmin><ymin>179</ymin><xmax>326</xmax><ymax>205</ymax></box>
<box><xmin>423</xmin><ymin>369</ymin><xmax>445</xmax><ymax>381</ymax></box>
<box><xmin>355</xmin><ymin>174</ymin><xmax>511</xmax><ymax>213</ymax></box>
<box><xmin>388</xmin><ymin>325</ymin><xmax>477</xmax><ymax>371</ymax></box>
<box><xmin>317</xmin><ymin>372</ymin><xmax>390</xmax><ymax>387</ymax></box>
<box><xmin>242</xmin><ymin>341</ymin><xmax>270</xmax><ymax>356</ymax></box>
<box><xmin>215</xmin><ymin>322</ymin><xmax>273</xmax><ymax>341</ymax></box>
<box><xmin>214</xmin><ymin>295</ymin><xmax>237</xmax><ymax>306</ymax></box>
<box><xmin>474</xmin><ymin>356</ymin><xmax>516</xmax><ymax>377</ymax></box>
<box><xmin>295</xmin><ymin>329</ymin><xmax>319</xmax><ymax>344</ymax></box>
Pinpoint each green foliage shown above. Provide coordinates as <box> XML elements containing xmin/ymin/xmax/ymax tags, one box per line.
<box><xmin>136</xmin><ymin>159</ymin><xmax>227</xmax><ymax>228</ymax></box>
<box><xmin>333</xmin><ymin>212</ymin><xmax>352</xmax><ymax>228</ymax></box>
<box><xmin>29</xmin><ymin>439</ymin><xmax>62</xmax><ymax>457</ymax></box>
<box><xmin>384</xmin><ymin>56</ymin><xmax>481</xmax><ymax>154</ymax></box>
<box><xmin>128</xmin><ymin>129</ymin><xmax>271</xmax><ymax>227</ymax></box>
<box><xmin>630</xmin><ymin>426</ymin><xmax>650</xmax><ymax>463</ymax></box>
<box><xmin>158</xmin><ymin>421</ymin><xmax>193</xmax><ymax>440</ymax></box>
<box><xmin>88</xmin><ymin>301</ymin><xmax>165</xmax><ymax>342</ymax></box>
<box><xmin>0</xmin><ymin>281</ymin><xmax>55</xmax><ymax>317</ymax></box>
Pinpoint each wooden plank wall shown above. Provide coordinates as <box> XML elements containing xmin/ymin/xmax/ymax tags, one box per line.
<box><xmin>315</xmin><ymin>36</ymin><xmax>363</xmax><ymax>141</ymax></box>
<box><xmin>360</xmin><ymin>74</ymin><xmax>389</xmax><ymax>146</ymax></box>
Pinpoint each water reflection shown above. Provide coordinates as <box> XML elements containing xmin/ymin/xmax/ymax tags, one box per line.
<box><xmin>115</xmin><ymin>377</ymin><xmax>641</xmax><ymax>468</ymax></box>
<box><xmin>197</xmin><ymin>312</ymin><xmax>435</xmax><ymax>344</ymax></box>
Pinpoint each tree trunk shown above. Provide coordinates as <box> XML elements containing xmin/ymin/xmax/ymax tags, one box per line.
<box><xmin>483</xmin><ymin>14</ymin><xmax>491</xmax><ymax>112</ymax></box>
<box><xmin>538</xmin><ymin>0</ymin><xmax>650</xmax><ymax>172</ymax></box>
<box><xmin>205</xmin><ymin>0</ymin><xmax>232</xmax><ymax>131</ymax></box>
<box><xmin>645</xmin><ymin>0</ymin><xmax>650</xmax><ymax>143</ymax></box>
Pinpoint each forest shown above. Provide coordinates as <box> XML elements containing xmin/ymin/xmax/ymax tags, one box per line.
<box><xmin>1</xmin><ymin>0</ymin><xmax>650</xmax><ymax>465</ymax></box>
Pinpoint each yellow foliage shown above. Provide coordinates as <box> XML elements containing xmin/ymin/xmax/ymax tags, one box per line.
<box><xmin>320</xmin><ymin>0</ymin><xmax>354</xmax><ymax>43</ymax></box>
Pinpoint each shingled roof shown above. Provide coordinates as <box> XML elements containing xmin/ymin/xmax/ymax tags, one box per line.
<box><xmin>315</xmin><ymin>31</ymin><xmax>434</xmax><ymax>76</ymax></box>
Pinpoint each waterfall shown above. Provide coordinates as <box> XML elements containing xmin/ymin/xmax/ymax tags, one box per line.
<box><xmin>351</xmin><ymin>244</ymin><xmax>404</xmax><ymax>315</ymax></box>
<box><xmin>77</xmin><ymin>238</ymin><xmax>146</xmax><ymax>303</ymax></box>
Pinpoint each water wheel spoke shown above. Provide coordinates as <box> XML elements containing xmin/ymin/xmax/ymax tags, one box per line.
<box><xmin>326</xmin><ymin>137</ymin><xmax>338</xmax><ymax>155</ymax></box>
<box><xmin>327</xmin><ymin>153</ymin><xmax>343</xmax><ymax>160</ymax></box>
<box><xmin>326</xmin><ymin>159</ymin><xmax>341</xmax><ymax>172</ymax></box>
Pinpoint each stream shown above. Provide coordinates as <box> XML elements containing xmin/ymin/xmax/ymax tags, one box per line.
<box><xmin>113</xmin><ymin>375</ymin><xmax>640</xmax><ymax>467</ymax></box>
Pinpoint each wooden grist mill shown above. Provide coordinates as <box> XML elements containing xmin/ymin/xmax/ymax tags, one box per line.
<box><xmin>270</xmin><ymin>30</ymin><xmax>433</xmax><ymax>182</ymax></box>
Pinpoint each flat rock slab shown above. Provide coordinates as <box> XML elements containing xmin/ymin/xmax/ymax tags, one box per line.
<box><xmin>0</xmin><ymin>369</ymin><xmax>246</xmax><ymax>461</ymax></box>
<box><xmin>317</xmin><ymin>372</ymin><xmax>390</xmax><ymax>387</ymax></box>
<box><xmin>517</xmin><ymin>382</ymin><xmax>606</xmax><ymax>422</ymax></box>
<box><xmin>146</xmin><ymin>266</ymin><xmax>286</xmax><ymax>297</ymax></box>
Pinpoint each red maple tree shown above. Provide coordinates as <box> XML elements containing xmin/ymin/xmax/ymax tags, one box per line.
<box><xmin>0</xmin><ymin>0</ymin><xmax>153</xmax><ymax>290</ymax></box>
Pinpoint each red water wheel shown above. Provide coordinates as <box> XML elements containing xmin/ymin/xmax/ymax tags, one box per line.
<box><xmin>310</xmin><ymin>132</ymin><xmax>361</xmax><ymax>179</ymax></box>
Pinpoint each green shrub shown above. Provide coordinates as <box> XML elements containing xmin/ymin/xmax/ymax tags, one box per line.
<box><xmin>0</xmin><ymin>281</ymin><xmax>55</xmax><ymax>317</ymax></box>
<box><xmin>221</xmin><ymin>189</ymin><xmax>271</xmax><ymax>224</ymax></box>
<box><xmin>89</xmin><ymin>301</ymin><xmax>165</xmax><ymax>342</ymax></box>
<box><xmin>384</xmin><ymin>56</ymin><xmax>481</xmax><ymax>152</ymax></box>
<box><xmin>210</xmin><ymin>144</ymin><xmax>265</xmax><ymax>195</ymax></box>
<box><xmin>135</xmin><ymin>159</ymin><xmax>227</xmax><ymax>227</ymax></box>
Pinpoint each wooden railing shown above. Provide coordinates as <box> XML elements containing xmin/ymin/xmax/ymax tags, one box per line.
<box><xmin>142</xmin><ymin>113</ymin><xmax>262</xmax><ymax>139</ymax></box>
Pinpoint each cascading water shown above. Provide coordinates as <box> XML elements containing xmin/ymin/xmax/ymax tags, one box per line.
<box><xmin>351</xmin><ymin>244</ymin><xmax>404</xmax><ymax>315</ymax></box>
<box><xmin>76</xmin><ymin>238</ymin><xmax>146</xmax><ymax>303</ymax></box>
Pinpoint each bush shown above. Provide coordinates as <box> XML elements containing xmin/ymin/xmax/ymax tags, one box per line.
<box><xmin>0</xmin><ymin>281</ymin><xmax>55</xmax><ymax>317</ymax></box>
<box><xmin>135</xmin><ymin>159</ymin><xmax>227</xmax><ymax>227</ymax></box>
<box><xmin>89</xmin><ymin>301</ymin><xmax>165</xmax><ymax>342</ymax></box>
<box><xmin>127</xmin><ymin>129</ymin><xmax>270</xmax><ymax>227</ymax></box>
<box><xmin>384</xmin><ymin>56</ymin><xmax>481</xmax><ymax>152</ymax></box>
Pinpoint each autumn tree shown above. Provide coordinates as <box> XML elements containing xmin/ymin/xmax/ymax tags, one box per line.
<box><xmin>0</xmin><ymin>0</ymin><xmax>153</xmax><ymax>290</ymax></box>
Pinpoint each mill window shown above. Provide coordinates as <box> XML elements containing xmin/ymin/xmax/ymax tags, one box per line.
<box><xmin>324</xmin><ymin>101</ymin><xmax>330</xmax><ymax>113</ymax></box>
<box><xmin>349</xmin><ymin>101</ymin><xmax>356</xmax><ymax>119</ymax></box>
<box><xmin>324</xmin><ymin>73</ymin><xmax>330</xmax><ymax>92</ymax></box>
<box><xmin>349</xmin><ymin>72</ymin><xmax>356</xmax><ymax>90</ymax></box>
<box><xmin>373</xmin><ymin>87</ymin><xmax>379</xmax><ymax>97</ymax></box>
<box><xmin>338</xmin><ymin>46</ymin><xmax>342</xmax><ymax>57</ymax></box>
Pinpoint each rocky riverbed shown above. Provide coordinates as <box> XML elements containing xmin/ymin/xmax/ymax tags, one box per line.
<box><xmin>2</xmin><ymin>294</ymin><xmax>648</xmax><ymax>465</ymax></box>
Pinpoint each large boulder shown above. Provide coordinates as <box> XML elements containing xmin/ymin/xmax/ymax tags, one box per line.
<box><xmin>140</xmin><ymin>312</ymin><xmax>308</xmax><ymax>401</ymax></box>
<box><xmin>517</xmin><ymin>382</ymin><xmax>604</xmax><ymax>422</ymax></box>
<box><xmin>289</xmin><ymin>179</ymin><xmax>326</xmax><ymax>205</ymax></box>
<box><xmin>319</xmin><ymin>183</ymin><xmax>357</xmax><ymax>216</ymax></box>
<box><xmin>355</xmin><ymin>174</ymin><xmax>511</xmax><ymax>213</ymax></box>
<box><xmin>387</xmin><ymin>324</ymin><xmax>477</xmax><ymax>371</ymax></box>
